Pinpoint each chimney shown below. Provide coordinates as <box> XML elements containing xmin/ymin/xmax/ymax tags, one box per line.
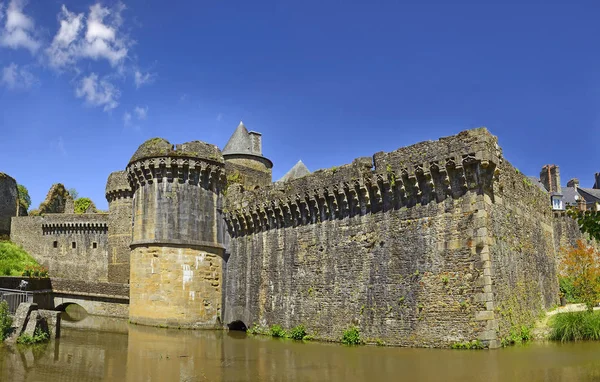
<box><xmin>248</xmin><ymin>131</ymin><xmax>262</xmax><ymax>156</ymax></box>
<box><xmin>540</xmin><ymin>165</ymin><xmax>561</xmax><ymax>194</ymax></box>
<box><xmin>567</xmin><ymin>178</ymin><xmax>580</xmax><ymax>188</ymax></box>
<box><xmin>578</xmin><ymin>197</ymin><xmax>587</xmax><ymax>212</ymax></box>
<box><xmin>594</xmin><ymin>173</ymin><xmax>600</xmax><ymax>189</ymax></box>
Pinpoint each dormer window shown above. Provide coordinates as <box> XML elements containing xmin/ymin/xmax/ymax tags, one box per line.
<box><xmin>551</xmin><ymin>194</ymin><xmax>564</xmax><ymax>210</ymax></box>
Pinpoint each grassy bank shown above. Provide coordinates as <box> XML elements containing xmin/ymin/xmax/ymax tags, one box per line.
<box><xmin>0</xmin><ymin>240</ymin><xmax>39</xmax><ymax>276</ymax></box>
<box><xmin>549</xmin><ymin>311</ymin><xmax>600</xmax><ymax>342</ymax></box>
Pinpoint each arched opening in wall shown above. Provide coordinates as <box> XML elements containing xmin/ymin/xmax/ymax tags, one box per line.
<box><xmin>55</xmin><ymin>303</ymin><xmax>88</xmax><ymax>322</ymax></box>
<box><xmin>227</xmin><ymin>320</ymin><xmax>247</xmax><ymax>332</ymax></box>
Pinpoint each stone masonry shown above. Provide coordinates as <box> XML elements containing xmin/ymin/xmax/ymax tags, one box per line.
<box><xmin>6</xmin><ymin>123</ymin><xmax>593</xmax><ymax>348</ymax></box>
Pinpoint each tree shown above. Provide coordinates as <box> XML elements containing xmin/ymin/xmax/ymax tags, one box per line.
<box><xmin>560</xmin><ymin>240</ymin><xmax>600</xmax><ymax>312</ymax></box>
<box><xmin>67</xmin><ymin>188</ymin><xmax>79</xmax><ymax>200</ymax></box>
<box><xmin>567</xmin><ymin>209</ymin><xmax>600</xmax><ymax>242</ymax></box>
<box><xmin>74</xmin><ymin>197</ymin><xmax>94</xmax><ymax>214</ymax></box>
<box><xmin>17</xmin><ymin>184</ymin><xmax>31</xmax><ymax>210</ymax></box>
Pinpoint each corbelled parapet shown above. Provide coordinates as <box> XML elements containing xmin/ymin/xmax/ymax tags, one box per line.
<box><xmin>105</xmin><ymin>170</ymin><xmax>133</xmax><ymax>202</ymax></box>
<box><xmin>126</xmin><ymin>137</ymin><xmax>228</xmax><ymax>329</ymax></box>
<box><xmin>224</xmin><ymin>128</ymin><xmax>503</xmax><ymax>238</ymax></box>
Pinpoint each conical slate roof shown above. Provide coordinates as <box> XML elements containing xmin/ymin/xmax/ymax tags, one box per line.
<box><xmin>223</xmin><ymin>121</ymin><xmax>252</xmax><ymax>156</ymax></box>
<box><xmin>278</xmin><ymin>160</ymin><xmax>310</xmax><ymax>182</ymax></box>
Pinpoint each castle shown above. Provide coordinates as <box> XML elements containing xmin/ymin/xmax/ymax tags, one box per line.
<box><xmin>2</xmin><ymin>124</ymin><xmax>594</xmax><ymax>348</ymax></box>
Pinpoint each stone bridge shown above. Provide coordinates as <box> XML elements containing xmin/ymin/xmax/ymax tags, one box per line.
<box><xmin>0</xmin><ymin>277</ymin><xmax>129</xmax><ymax>318</ymax></box>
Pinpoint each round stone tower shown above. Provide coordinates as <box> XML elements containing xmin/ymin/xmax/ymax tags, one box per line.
<box><xmin>126</xmin><ymin>138</ymin><xmax>227</xmax><ymax>328</ymax></box>
<box><xmin>105</xmin><ymin>171</ymin><xmax>134</xmax><ymax>284</ymax></box>
<box><xmin>222</xmin><ymin>121</ymin><xmax>273</xmax><ymax>189</ymax></box>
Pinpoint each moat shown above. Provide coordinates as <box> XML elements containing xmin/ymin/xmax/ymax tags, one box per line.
<box><xmin>2</xmin><ymin>316</ymin><xmax>600</xmax><ymax>382</ymax></box>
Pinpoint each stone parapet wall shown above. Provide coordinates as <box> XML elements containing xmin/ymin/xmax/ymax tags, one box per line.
<box><xmin>10</xmin><ymin>214</ymin><xmax>110</xmax><ymax>283</ymax></box>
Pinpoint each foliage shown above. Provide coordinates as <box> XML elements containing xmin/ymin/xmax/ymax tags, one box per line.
<box><xmin>341</xmin><ymin>326</ymin><xmax>363</xmax><ymax>345</ymax></box>
<box><xmin>549</xmin><ymin>311</ymin><xmax>600</xmax><ymax>342</ymax></box>
<box><xmin>74</xmin><ymin>197</ymin><xmax>94</xmax><ymax>214</ymax></box>
<box><xmin>0</xmin><ymin>240</ymin><xmax>40</xmax><ymax>276</ymax></box>
<box><xmin>501</xmin><ymin>325</ymin><xmax>532</xmax><ymax>347</ymax></box>
<box><xmin>246</xmin><ymin>324</ymin><xmax>269</xmax><ymax>336</ymax></box>
<box><xmin>567</xmin><ymin>210</ymin><xmax>600</xmax><ymax>242</ymax></box>
<box><xmin>451</xmin><ymin>340</ymin><xmax>484</xmax><ymax>350</ymax></box>
<box><xmin>288</xmin><ymin>325</ymin><xmax>308</xmax><ymax>340</ymax></box>
<box><xmin>67</xmin><ymin>188</ymin><xmax>79</xmax><ymax>200</ymax></box>
<box><xmin>0</xmin><ymin>301</ymin><xmax>12</xmax><ymax>341</ymax></box>
<box><xmin>22</xmin><ymin>264</ymin><xmax>49</xmax><ymax>278</ymax></box>
<box><xmin>560</xmin><ymin>240</ymin><xmax>600</xmax><ymax>312</ymax></box>
<box><xmin>269</xmin><ymin>324</ymin><xmax>287</xmax><ymax>338</ymax></box>
<box><xmin>559</xmin><ymin>277</ymin><xmax>578</xmax><ymax>304</ymax></box>
<box><xmin>17</xmin><ymin>328</ymin><xmax>49</xmax><ymax>345</ymax></box>
<box><xmin>17</xmin><ymin>184</ymin><xmax>31</xmax><ymax>210</ymax></box>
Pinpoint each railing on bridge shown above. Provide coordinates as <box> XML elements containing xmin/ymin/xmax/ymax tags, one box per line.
<box><xmin>0</xmin><ymin>288</ymin><xmax>33</xmax><ymax>314</ymax></box>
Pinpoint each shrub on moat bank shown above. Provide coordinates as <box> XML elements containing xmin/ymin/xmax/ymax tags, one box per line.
<box><xmin>16</xmin><ymin>328</ymin><xmax>49</xmax><ymax>345</ymax></box>
<box><xmin>341</xmin><ymin>326</ymin><xmax>362</xmax><ymax>346</ymax></box>
<box><xmin>0</xmin><ymin>240</ymin><xmax>41</xmax><ymax>277</ymax></box>
<box><xmin>549</xmin><ymin>311</ymin><xmax>600</xmax><ymax>342</ymax></box>
<box><xmin>246</xmin><ymin>324</ymin><xmax>312</xmax><ymax>341</ymax></box>
<box><xmin>0</xmin><ymin>301</ymin><xmax>12</xmax><ymax>341</ymax></box>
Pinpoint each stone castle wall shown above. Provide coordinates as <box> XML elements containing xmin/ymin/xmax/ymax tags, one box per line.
<box><xmin>106</xmin><ymin>171</ymin><xmax>133</xmax><ymax>284</ymax></box>
<box><xmin>0</xmin><ymin>173</ymin><xmax>18</xmax><ymax>236</ymax></box>
<box><xmin>221</xmin><ymin>128</ymin><xmax>576</xmax><ymax>348</ymax></box>
<box><xmin>10</xmin><ymin>214</ymin><xmax>109</xmax><ymax>283</ymax></box>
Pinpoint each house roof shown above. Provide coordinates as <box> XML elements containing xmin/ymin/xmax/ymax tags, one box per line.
<box><xmin>528</xmin><ymin>176</ymin><xmax>548</xmax><ymax>192</ymax></box>
<box><xmin>578</xmin><ymin>188</ymin><xmax>600</xmax><ymax>203</ymax></box>
<box><xmin>562</xmin><ymin>186</ymin><xmax>581</xmax><ymax>206</ymax></box>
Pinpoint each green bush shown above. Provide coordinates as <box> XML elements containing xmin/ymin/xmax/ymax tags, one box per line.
<box><xmin>451</xmin><ymin>340</ymin><xmax>484</xmax><ymax>350</ymax></box>
<box><xmin>501</xmin><ymin>325</ymin><xmax>533</xmax><ymax>347</ymax></box>
<box><xmin>341</xmin><ymin>326</ymin><xmax>362</xmax><ymax>345</ymax></box>
<box><xmin>0</xmin><ymin>301</ymin><xmax>12</xmax><ymax>341</ymax></box>
<box><xmin>549</xmin><ymin>311</ymin><xmax>600</xmax><ymax>342</ymax></box>
<box><xmin>74</xmin><ymin>197</ymin><xmax>94</xmax><ymax>214</ymax></box>
<box><xmin>0</xmin><ymin>241</ymin><xmax>40</xmax><ymax>276</ymax></box>
<box><xmin>17</xmin><ymin>328</ymin><xmax>49</xmax><ymax>345</ymax></box>
<box><xmin>247</xmin><ymin>324</ymin><xmax>268</xmax><ymax>335</ymax></box>
<box><xmin>269</xmin><ymin>324</ymin><xmax>287</xmax><ymax>338</ymax></box>
<box><xmin>559</xmin><ymin>277</ymin><xmax>578</xmax><ymax>304</ymax></box>
<box><xmin>288</xmin><ymin>325</ymin><xmax>308</xmax><ymax>340</ymax></box>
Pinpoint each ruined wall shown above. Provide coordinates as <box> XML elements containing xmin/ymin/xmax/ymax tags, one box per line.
<box><xmin>485</xmin><ymin>160</ymin><xmax>559</xmax><ymax>344</ymax></box>
<box><xmin>10</xmin><ymin>214</ymin><xmax>109</xmax><ymax>282</ymax></box>
<box><xmin>0</xmin><ymin>173</ymin><xmax>18</xmax><ymax>236</ymax></box>
<box><xmin>127</xmin><ymin>138</ymin><xmax>228</xmax><ymax>328</ymax></box>
<box><xmin>224</xmin><ymin>128</ymin><xmax>510</xmax><ymax>347</ymax></box>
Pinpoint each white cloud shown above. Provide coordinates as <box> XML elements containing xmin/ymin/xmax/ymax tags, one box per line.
<box><xmin>134</xmin><ymin>105</ymin><xmax>147</xmax><ymax>120</ymax></box>
<box><xmin>134</xmin><ymin>70</ymin><xmax>154</xmax><ymax>88</ymax></box>
<box><xmin>46</xmin><ymin>3</ymin><xmax>129</xmax><ymax>69</ymax></box>
<box><xmin>75</xmin><ymin>73</ymin><xmax>119</xmax><ymax>111</ymax></box>
<box><xmin>216</xmin><ymin>113</ymin><xmax>223</xmax><ymax>122</ymax></box>
<box><xmin>0</xmin><ymin>0</ymin><xmax>41</xmax><ymax>54</ymax></box>
<box><xmin>56</xmin><ymin>136</ymin><xmax>67</xmax><ymax>156</ymax></box>
<box><xmin>81</xmin><ymin>3</ymin><xmax>127</xmax><ymax>66</ymax></box>
<box><xmin>1</xmin><ymin>62</ymin><xmax>37</xmax><ymax>90</ymax></box>
<box><xmin>46</xmin><ymin>5</ymin><xmax>84</xmax><ymax>68</ymax></box>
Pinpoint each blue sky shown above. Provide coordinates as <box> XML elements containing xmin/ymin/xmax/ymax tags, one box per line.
<box><xmin>0</xmin><ymin>0</ymin><xmax>598</xmax><ymax>210</ymax></box>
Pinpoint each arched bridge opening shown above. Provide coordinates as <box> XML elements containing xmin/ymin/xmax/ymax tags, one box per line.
<box><xmin>227</xmin><ymin>320</ymin><xmax>247</xmax><ymax>332</ymax></box>
<box><xmin>55</xmin><ymin>302</ymin><xmax>88</xmax><ymax>322</ymax></box>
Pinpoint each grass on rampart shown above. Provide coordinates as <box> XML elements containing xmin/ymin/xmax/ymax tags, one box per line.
<box><xmin>0</xmin><ymin>240</ymin><xmax>39</xmax><ymax>276</ymax></box>
<box><xmin>549</xmin><ymin>311</ymin><xmax>600</xmax><ymax>342</ymax></box>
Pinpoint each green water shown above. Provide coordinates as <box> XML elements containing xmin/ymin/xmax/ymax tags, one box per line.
<box><xmin>2</xmin><ymin>316</ymin><xmax>600</xmax><ymax>381</ymax></box>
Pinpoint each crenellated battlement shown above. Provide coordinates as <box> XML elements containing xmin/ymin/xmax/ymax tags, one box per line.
<box><xmin>42</xmin><ymin>222</ymin><xmax>108</xmax><ymax>235</ymax></box>
<box><xmin>224</xmin><ymin>128</ymin><xmax>503</xmax><ymax>237</ymax></box>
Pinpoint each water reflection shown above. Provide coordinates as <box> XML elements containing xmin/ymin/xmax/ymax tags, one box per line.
<box><xmin>2</xmin><ymin>317</ymin><xmax>600</xmax><ymax>381</ymax></box>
